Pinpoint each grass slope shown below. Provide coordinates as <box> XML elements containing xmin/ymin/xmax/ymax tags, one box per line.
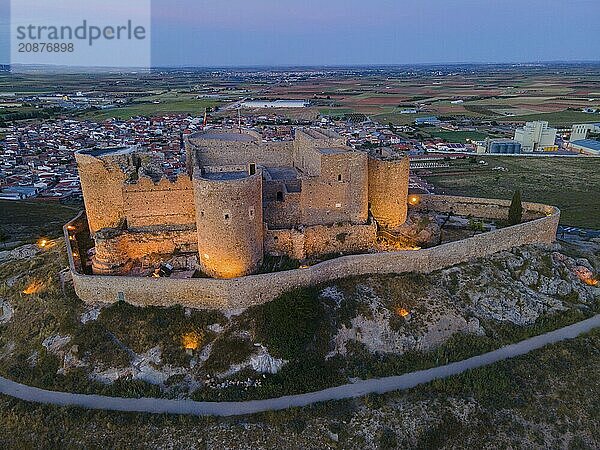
<box><xmin>1</xmin><ymin>327</ymin><xmax>599</xmax><ymax>448</ymax></box>
<box><xmin>0</xmin><ymin>200</ymin><xmax>79</xmax><ymax>243</ymax></box>
<box><xmin>425</xmin><ymin>156</ymin><xmax>600</xmax><ymax>228</ymax></box>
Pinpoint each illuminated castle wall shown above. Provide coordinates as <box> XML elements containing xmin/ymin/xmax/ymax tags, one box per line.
<box><xmin>75</xmin><ymin>128</ymin><xmax>410</xmax><ymax>279</ymax></box>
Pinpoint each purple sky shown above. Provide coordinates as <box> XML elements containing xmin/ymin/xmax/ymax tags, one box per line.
<box><xmin>150</xmin><ymin>0</ymin><xmax>600</xmax><ymax>66</ymax></box>
<box><xmin>2</xmin><ymin>0</ymin><xmax>600</xmax><ymax>67</ymax></box>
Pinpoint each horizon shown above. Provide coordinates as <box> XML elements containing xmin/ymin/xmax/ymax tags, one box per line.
<box><xmin>5</xmin><ymin>60</ymin><xmax>600</xmax><ymax>72</ymax></box>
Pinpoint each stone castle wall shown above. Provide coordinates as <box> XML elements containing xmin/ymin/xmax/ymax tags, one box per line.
<box><xmin>263</xmin><ymin>191</ymin><xmax>302</xmax><ymax>229</ymax></box>
<box><xmin>300</xmin><ymin>152</ymin><xmax>369</xmax><ymax>226</ymax></box>
<box><xmin>77</xmin><ymin>150</ymin><xmax>197</xmax><ymax>233</ymax></box>
<box><xmin>412</xmin><ymin>195</ymin><xmax>552</xmax><ymax>222</ymax></box>
<box><xmin>293</xmin><ymin>129</ymin><xmax>346</xmax><ymax>176</ymax></box>
<box><xmin>123</xmin><ymin>176</ymin><xmax>196</xmax><ymax>228</ymax></box>
<box><xmin>187</xmin><ymin>135</ymin><xmax>294</xmax><ymax>168</ymax></box>
<box><xmin>264</xmin><ymin>220</ymin><xmax>377</xmax><ymax>260</ymax></box>
<box><xmin>193</xmin><ymin>172</ymin><xmax>264</xmax><ymax>278</ymax></box>
<box><xmin>92</xmin><ymin>227</ymin><xmax>198</xmax><ymax>275</ymax></box>
<box><xmin>67</xmin><ymin>195</ymin><xmax>560</xmax><ymax>310</ymax></box>
<box><xmin>368</xmin><ymin>156</ymin><xmax>410</xmax><ymax>229</ymax></box>
<box><xmin>75</xmin><ymin>151</ymin><xmax>131</xmax><ymax>234</ymax></box>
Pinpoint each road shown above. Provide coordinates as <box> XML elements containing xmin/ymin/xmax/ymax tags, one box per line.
<box><xmin>1</xmin><ymin>314</ymin><xmax>600</xmax><ymax>417</ymax></box>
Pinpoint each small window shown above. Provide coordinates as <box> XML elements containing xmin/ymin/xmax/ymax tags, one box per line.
<box><xmin>249</xmin><ymin>206</ymin><xmax>255</xmax><ymax>219</ymax></box>
<box><xmin>224</xmin><ymin>211</ymin><xmax>231</xmax><ymax>221</ymax></box>
<box><xmin>276</xmin><ymin>191</ymin><xmax>284</xmax><ymax>202</ymax></box>
<box><xmin>249</xmin><ymin>163</ymin><xmax>256</xmax><ymax>175</ymax></box>
<box><xmin>338</xmin><ymin>174</ymin><xmax>342</xmax><ymax>181</ymax></box>
<box><xmin>200</xmin><ymin>211</ymin><xmax>205</xmax><ymax>218</ymax></box>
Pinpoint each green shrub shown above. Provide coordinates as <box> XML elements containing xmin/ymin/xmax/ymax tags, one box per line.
<box><xmin>98</xmin><ymin>302</ymin><xmax>225</xmax><ymax>367</ymax></box>
<box><xmin>204</xmin><ymin>336</ymin><xmax>255</xmax><ymax>373</ymax></box>
<box><xmin>253</xmin><ymin>288</ymin><xmax>322</xmax><ymax>359</ymax></box>
<box><xmin>72</xmin><ymin>321</ymin><xmax>131</xmax><ymax>367</ymax></box>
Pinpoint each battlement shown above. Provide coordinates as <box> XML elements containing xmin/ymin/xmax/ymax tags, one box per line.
<box><xmin>76</xmin><ymin>127</ymin><xmax>411</xmax><ymax>279</ymax></box>
<box><xmin>189</xmin><ymin>129</ymin><xmax>261</xmax><ymax>142</ymax></box>
<box><xmin>368</xmin><ymin>146</ymin><xmax>406</xmax><ymax>161</ymax></box>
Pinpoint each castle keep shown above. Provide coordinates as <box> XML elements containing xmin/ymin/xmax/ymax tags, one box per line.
<box><xmin>76</xmin><ymin>128</ymin><xmax>410</xmax><ymax>278</ymax></box>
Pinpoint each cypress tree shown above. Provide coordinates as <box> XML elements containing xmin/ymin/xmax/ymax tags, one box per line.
<box><xmin>508</xmin><ymin>189</ymin><xmax>523</xmax><ymax>226</ymax></box>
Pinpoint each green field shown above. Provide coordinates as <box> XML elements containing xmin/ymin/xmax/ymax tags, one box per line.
<box><xmin>499</xmin><ymin>110</ymin><xmax>600</xmax><ymax>127</ymax></box>
<box><xmin>424</xmin><ymin>156</ymin><xmax>600</xmax><ymax>229</ymax></box>
<box><xmin>78</xmin><ymin>97</ymin><xmax>220</xmax><ymax>121</ymax></box>
<box><xmin>318</xmin><ymin>108</ymin><xmax>354</xmax><ymax>116</ymax></box>
<box><xmin>372</xmin><ymin>112</ymin><xmax>431</xmax><ymax>125</ymax></box>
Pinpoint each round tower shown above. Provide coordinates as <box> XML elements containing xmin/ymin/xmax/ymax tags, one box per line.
<box><xmin>193</xmin><ymin>170</ymin><xmax>263</xmax><ymax>278</ymax></box>
<box><xmin>367</xmin><ymin>154</ymin><xmax>410</xmax><ymax>229</ymax></box>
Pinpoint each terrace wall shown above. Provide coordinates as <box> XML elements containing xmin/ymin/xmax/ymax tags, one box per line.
<box><xmin>92</xmin><ymin>227</ymin><xmax>198</xmax><ymax>275</ymax></box>
<box><xmin>66</xmin><ymin>195</ymin><xmax>560</xmax><ymax>310</ymax></box>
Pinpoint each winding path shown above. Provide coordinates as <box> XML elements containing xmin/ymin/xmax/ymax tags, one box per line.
<box><xmin>2</xmin><ymin>315</ymin><xmax>600</xmax><ymax>417</ymax></box>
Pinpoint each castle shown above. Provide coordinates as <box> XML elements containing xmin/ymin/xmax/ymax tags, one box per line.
<box><xmin>75</xmin><ymin>128</ymin><xmax>410</xmax><ymax>279</ymax></box>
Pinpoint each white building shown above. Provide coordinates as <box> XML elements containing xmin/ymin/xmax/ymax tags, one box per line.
<box><xmin>240</xmin><ymin>99</ymin><xmax>308</xmax><ymax>108</ymax></box>
<box><xmin>514</xmin><ymin>121</ymin><xmax>557</xmax><ymax>152</ymax></box>
<box><xmin>571</xmin><ymin>123</ymin><xmax>600</xmax><ymax>141</ymax></box>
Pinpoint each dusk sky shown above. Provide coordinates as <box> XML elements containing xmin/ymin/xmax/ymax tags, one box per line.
<box><xmin>2</xmin><ymin>0</ymin><xmax>600</xmax><ymax>67</ymax></box>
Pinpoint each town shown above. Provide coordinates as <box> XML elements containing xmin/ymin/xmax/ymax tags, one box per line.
<box><xmin>1</xmin><ymin>93</ymin><xmax>599</xmax><ymax>202</ymax></box>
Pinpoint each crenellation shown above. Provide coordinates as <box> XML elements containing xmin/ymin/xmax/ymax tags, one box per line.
<box><xmin>76</xmin><ymin>127</ymin><xmax>411</xmax><ymax>281</ymax></box>
<box><xmin>70</xmin><ymin>127</ymin><xmax>560</xmax><ymax>310</ymax></box>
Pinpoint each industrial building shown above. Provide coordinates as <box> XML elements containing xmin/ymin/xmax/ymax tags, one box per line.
<box><xmin>571</xmin><ymin>123</ymin><xmax>600</xmax><ymax>141</ymax></box>
<box><xmin>569</xmin><ymin>139</ymin><xmax>600</xmax><ymax>156</ymax></box>
<box><xmin>476</xmin><ymin>139</ymin><xmax>522</xmax><ymax>154</ymax></box>
<box><xmin>514</xmin><ymin>121</ymin><xmax>557</xmax><ymax>152</ymax></box>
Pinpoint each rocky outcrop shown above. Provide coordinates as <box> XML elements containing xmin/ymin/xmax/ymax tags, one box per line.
<box><xmin>0</xmin><ymin>244</ymin><xmax>39</xmax><ymax>262</ymax></box>
<box><xmin>325</xmin><ymin>243</ymin><xmax>599</xmax><ymax>355</ymax></box>
<box><xmin>0</xmin><ymin>300</ymin><xmax>13</xmax><ymax>325</ymax></box>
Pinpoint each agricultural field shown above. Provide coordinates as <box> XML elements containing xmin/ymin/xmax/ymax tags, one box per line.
<box><xmin>78</xmin><ymin>95</ymin><xmax>221</xmax><ymax>121</ymax></box>
<box><xmin>2</xmin><ymin>67</ymin><xmax>600</xmax><ymax>126</ymax></box>
<box><xmin>498</xmin><ymin>110</ymin><xmax>600</xmax><ymax>127</ymax></box>
<box><xmin>0</xmin><ymin>72</ymin><xmax>229</xmax><ymax>95</ymax></box>
<box><xmin>421</xmin><ymin>156</ymin><xmax>600</xmax><ymax>229</ymax></box>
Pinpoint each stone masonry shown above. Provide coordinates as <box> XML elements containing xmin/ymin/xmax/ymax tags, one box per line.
<box><xmin>75</xmin><ymin>127</ymin><xmax>410</xmax><ymax>278</ymax></box>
